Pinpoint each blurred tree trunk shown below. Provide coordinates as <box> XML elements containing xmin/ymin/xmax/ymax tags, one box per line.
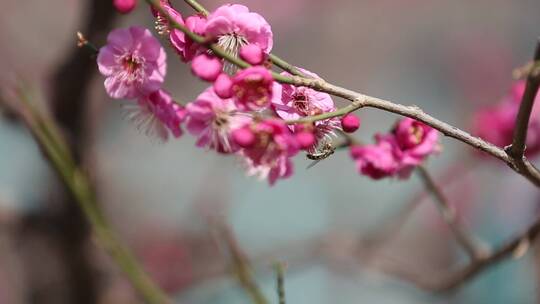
<box><xmin>17</xmin><ymin>1</ymin><xmax>116</xmax><ymax>303</ymax></box>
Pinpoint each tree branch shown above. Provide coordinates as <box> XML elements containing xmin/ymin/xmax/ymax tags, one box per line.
<box><xmin>508</xmin><ymin>39</ymin><xmax>540</xmax><ymax>159</ymax></box>
<box><xmin>274</xmin><ymin>262</ymin><xmax>286</xmax><ymax>304</ymax></box>
<box><xmin>417</xmin><ymin>166</ymin><xmax>488</xmax><ymax>260</ymax></box>
<box><xmin>219</xmin><ymin>225</ymin><xmax>268</xmax><ymax>304</ymax></box>
<box><xmin>0</xmin><ymin>89</ymin><xmax>171</xmax><ymax>304</ymax></box>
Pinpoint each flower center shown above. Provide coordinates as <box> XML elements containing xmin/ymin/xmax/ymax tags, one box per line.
<box><xmin>213</xmin><ymin>112</ymin><xmax>229</xmax><ymax>128</ymax></box>
<box><xmin>155</xmin><ymin>16</ymin><xmax>170</xmax><ymax>35</ymax></box>
<box><xmin>410</xmin><ymin>125</ymin><xmax>424</xmax><ymax>144</ymax></box>
<box><xmin>218</xmin><ymin>33</ymin><xmax>248</xmax><ymax>73</ymax></box>
<box><xmin>122</xmin><ymin>55</ymin><xmax>142</xmax><ymax>74</ymax></box>
<box><xmin>233</xmin><ymin>78</ymin><xmax>270</xmax><ymax>107</ymax></box>
<box><xmin>292</xmin><ymin>93</ymin><xmax>322</xmax><ymax>116</ymax></box>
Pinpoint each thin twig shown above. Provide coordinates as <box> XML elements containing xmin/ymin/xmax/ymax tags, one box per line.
<box><xmin>0</xmin><ymin>89</ymin><xmax>171</xmax><ymax>304</ymax></box>
<box><xmin>508</xmin><ymin>40</ymin><xmax>540</xmax><ymax>157</ymax></box>
<box><xmin>183</xmin><ymin>0</ymin><xmax>209</xmax><ymax>16</ymax></box>
<box><xmin>274</xmin><ymin>262</ymin><xmax>286</xmax><ymax>304</ymax></box>
<box><xmin>220</xmin><ymin>225</ymin><xmax>268</xmax><ymax>304</ymax></box>
<box><xmin>417</xmin><ymin>166</ymin><xmax>488</xmax><ymax>260</ymax></box>
<box><xmin>268</xmin><ymin>54</ymin><xmax>309</xmax><ymax>77</ymax></box>
<box><xmin>433</xmin><ymin>214</ymin><xmax>540</xmax><ymax>292</ymax></box>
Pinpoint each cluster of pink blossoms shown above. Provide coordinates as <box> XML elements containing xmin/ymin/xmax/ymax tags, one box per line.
<box><xmin>97</xmin><ymin>26</ymin><xmax>186</xmax><ymax>141</ymax></box>
<box><xmin>472</xmin><ymin>81</ymin><xmax>540</xmax><ymax>157</ymax></box>
<box><xmin>350</xmin><ymin>118</ymin><xmax>439</xmax><ymax>179</ymax></box>
<box><xmin>98</xmin><ymin>1</ymin><xmax>440</xmax><ymax>185</ymax></box>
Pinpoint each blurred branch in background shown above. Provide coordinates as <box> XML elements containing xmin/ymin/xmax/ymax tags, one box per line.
<box><xmin>0</xmin><ymin>86</ymin><xmax>171</xmax><ymax>304</ymax></box>
<box><xmin>274</xmin><ymin>262</ymin><xmax>286</xmax><ymax>304</ymax></box>
<box><xmin>417</xmin><ymin>165</ymin><xmax>489</xmax><ymax>260</ymax></box>
<box><xmin>6</xmin><ymin>1</ymin><xmax>118</xmax><ymax>303</ymax></box>
<box><xmin>216</xmin><ymin>223</ymin><xmax>268</xmax><ymax>304</ymax></box>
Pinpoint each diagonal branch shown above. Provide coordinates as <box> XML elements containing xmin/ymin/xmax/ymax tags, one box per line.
<box><xmin>218</xmin><ymin>225</ymin><xmax>268</xmax><ymax>304</ymax></box>
<box><xmin>0</xmin><ymin>88</ymin><xmax>171</xmax><ymax>304</ymax></box>
<box><xmin>417</xmin><ymin>166</ymin><xmax>488</xmax><ymax>260</ymax></box>
<box><xmin>508</xmin><ymin>39</ymin><xmax>540</xmax><ymax>159</ymax></box>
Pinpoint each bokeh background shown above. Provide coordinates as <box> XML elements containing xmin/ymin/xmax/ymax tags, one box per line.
<box><xmin>1</xmin><ymin>0</ymin><xmax>540</xmax><ymax>303</ymax></box>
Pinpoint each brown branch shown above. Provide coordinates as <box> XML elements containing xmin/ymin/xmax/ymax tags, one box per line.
<box><xmin>219</xmin><ymin>225</ymin><xmax>268</xmax><ymax>304</ymax></box>
<box><xmin>417</xmin><ymin>166</ymin><xmax>488</xmax><ymax>260</ymax></box>
<box><xmin>274</xmin><ymin>262</ymin><xmax>286</xmax><ymax>304</ymax></box>
<box><xmin>508</xmin><ymin>39</ymin><xmax>540</xmax><ymax>159</ymax></box>
<box><xmin>0</xmin><ymin>88</ymin><xmax>171</xmax><ymax>304</ymax></box>
<box><xmin>504</xmin><ymin>40</ymin><xmax>540</xmax><ymax>187</ymax></box>
<box><xmin>433</xmin><ymin>214</ymin><xmax>540</xmax><ymax>291</ymax></box>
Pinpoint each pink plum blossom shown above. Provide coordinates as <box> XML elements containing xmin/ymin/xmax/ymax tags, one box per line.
<box><xmin>238</xmin><ymin>119</ymin><xmax>299</xmax><ymax>185</ymax></box>
<box><xmin>205</xmin><ymin>4</ymin><xmax>272</xmax><ymax>72</ymax></box>
<box><xmin>350</xmin><ymin>118</ymin><xmax>439</xmax><ymax>180</ymax></box>
<box><xmin>191</xmin><ymin>54</ymin><xmax>223</xmax><ymax>82</ymax></box>
<box><xmin>350</xmin><ymin>137</ymin><xmax>401</xmax><ymax>180</ymax></box>
<box><xmin>186</xmin><ymin>87</ymin><xmax>252</xmax><ymax>153</ymax></box>
<box><xmin>231</xmin><ymin>66</ymin><xmax>274</xmax><ymax>111</ymax></box>
<box><xmin>97</xmin><ymin>26</ymin><xmax>166</xmax><ymax>99</ymax></box>
<box><xmin>272</xmin><ymin>68</ymin><xmax>340</xmax><ymax>152</ymax></box>
<box><xmin>473</xmin><ymin>81</ymin><xmax>540</xmax><ymax>157</ymax></box>
<box><xmin>127</xmin><ymin>89</ymin><xmax>185</xmax><ymax>141</ymax></box>
<box><xmin>392</xmin><ymin>118</ymin><xmax>439</xmax><ymax>168</ymax></box>
<box><xmin>205</xmin><ymin>4</ymin><xmax>273</xmax><ymax>55</ymax></box>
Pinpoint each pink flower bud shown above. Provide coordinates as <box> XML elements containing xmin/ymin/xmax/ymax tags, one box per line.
<box><xmin>239</xmin><ymin>44</ymin><xmax>265</xmax><ymax>65</ymax></box>
<box><xmin>213</xmin><ymin>73</ymin><xmax>233</xmax><ymax>99</ymax></box>
<box><xmin>191</xmin><ymin>54</ymin><xmax>223</xmax><ymax>82</ymax></box>
<box><xmin>113</xmin><ymin>0</ymin><xmax>137</xmax><ymax>14</ymax></box>
<box><xmin>341</xmin><ymin>114</ymin><xmax>360</xmax><ymax>133</ymax></box>
<box><xmin>295</xmin><ymin>131</ymin><xmax>316</xmax><ymax>150</ymax></box>
<box><xmin>232</xmin><ymin>127</ymin><xmax>256</xmax><ymax>148</ymax></box>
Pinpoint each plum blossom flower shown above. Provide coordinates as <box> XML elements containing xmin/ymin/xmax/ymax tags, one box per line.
<box><xmin>186</xmin><ymin>87</ymin><xmax>252</xmax><ymax>153</ymax></box>
<box><xmin>350</xmin><ymin>118</ymin><xmax>439</xmax><ymax>180</ymax></box>
<box><xmin>238</xmin><ymin>119</ymin><xmax>299</xmax><ymax>185</ymax></box>
<box><xmin>231</xmin><ymin>66</ymin><xmax>274</xmax><ymax>111</ymax></box>
<box><xmin>350</xmin><ymin>137</ymin><xmax>401</xmax><ymax>180</ymax></box>
<box><xmin>472</xmin><ymin>81</ymin><xmax>540</xmax><ymax>157</ymax></box>
<box><xmin>392</xmin><ymin>118</ymin><xmax>439</xmax><ymax>169</ymax></box>
<box><xmin>272</xmin><ymin>68</ymin><xmax>340</xmax><ymax>152</ymax></box>
<box><xmin>97</xmin><ymin>26</ymin><xmax>166</xmax><ymax>99</ymax></box>
<box><xmin>125</xmin><ymin>89</ymin><xmax>186</xmax><ymax>141</ymax></box>
<box><xmin>205</xmin><ymin>4</ymin><xmax>273</xmax><ymax>72</ymax></box>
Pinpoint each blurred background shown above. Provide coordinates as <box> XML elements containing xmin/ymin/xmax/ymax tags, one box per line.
<box><xmin>1</xmin><ymin>0</ymin><xmax>540</xmax><ymax>303</ymax></box>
